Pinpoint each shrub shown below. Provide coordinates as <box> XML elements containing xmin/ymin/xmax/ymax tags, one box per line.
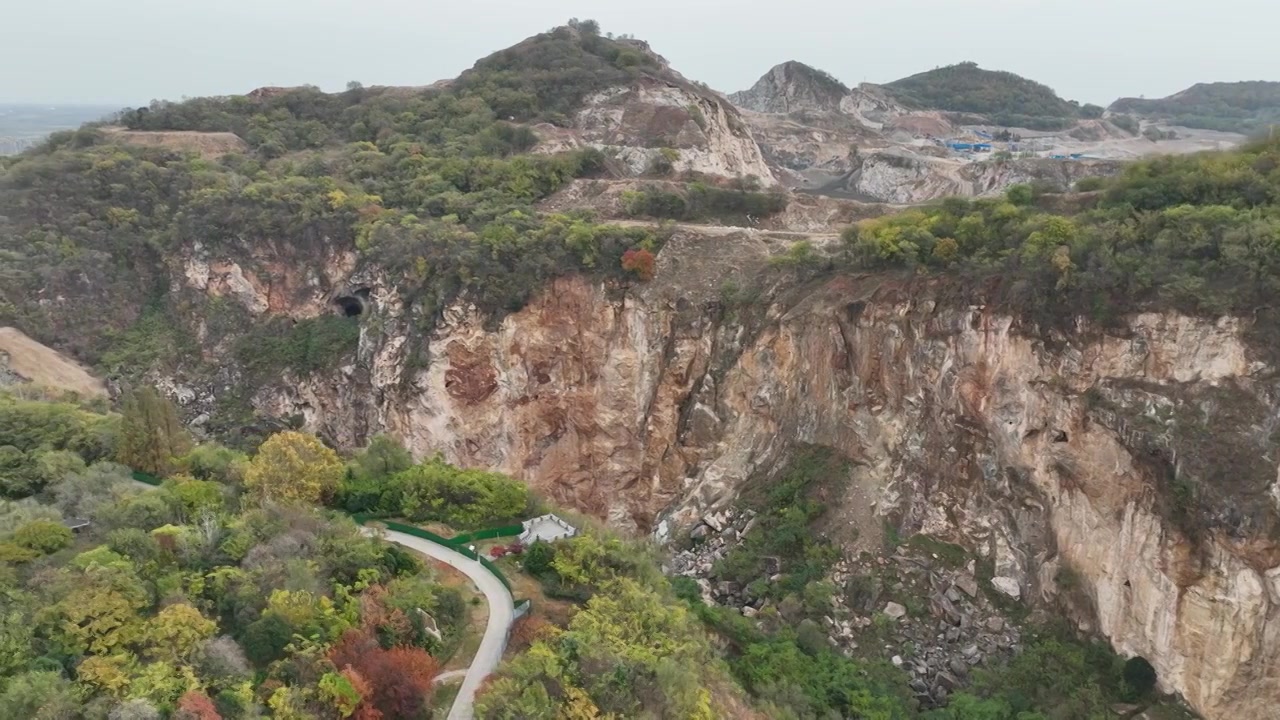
<box><xmin>12</xmin><ymin>519</ymin><xmax>73</xmax><ymax>554</ymax></box>
<box><xmin>621</xmin><ymin>248</ymin><xmax>657</xmax><ymax>280</ymax></box>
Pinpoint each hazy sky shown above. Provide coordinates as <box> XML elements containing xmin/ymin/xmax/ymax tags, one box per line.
<box><xmin>6</xmin><ymin>0</ymin><xmax>1275</xmax><ymax>107</ymax></box>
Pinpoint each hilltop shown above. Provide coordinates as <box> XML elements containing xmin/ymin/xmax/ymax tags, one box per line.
<box><xmin>729</xmin><ymin>61</ymin><xmax>849</xmax><ymax>114</ymax></box>
<box><xmin>1110</xmin><ymin>80</ymin><xmax>1280</xmax><ymax>133</ymax></box>
<box><xmin>882</xmin><ymin>61</ymin><xmax>1100</xmax><ymax>130</ymax></box>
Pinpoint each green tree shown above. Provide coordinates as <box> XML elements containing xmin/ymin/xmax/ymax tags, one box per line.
<box><xmin>0</xmin><ymin>671</ymin><xmax>80</xmax><ymax>720</ymax></box>
<box><xmin>12</xmin><ymin>519</ymin><xmax>73</xmax><ymax>554</ymax></box>
<box><xmin>116</xmin><ymin>387</ymin><xmax>191</xmax><ymax>477</ymax></box>
<box><xmin>141</xmin><ymin>603</ymin><xmax>218</xmax><ymax>663</ymax></box>
<box><xmin>351</xmin><ymin>434</ymin><xmax>414</xmax><ymax>480</ymax></box>
<box><xmin>244</xmin><ymin>431</ymin><xmax>343</xmax><ymax>504</ymax></box>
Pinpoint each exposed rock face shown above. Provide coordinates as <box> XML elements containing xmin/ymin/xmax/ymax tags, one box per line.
<box><xmin>838</xmin><ymin>152</ymin><xmax>1124</xmax><ymax>203</ymax></box>
<box><xmin>171</xmin><ymin>225</ymin><xmax>1276</xmax><ymax>720</ymax></box>
<box><xmin>575</xmin><ymin>78</ymin><xmax>778</xmax><ymax>185</ymax></box>
<box><xmin>730</xmin><ymin>61</ymin><xmax>849</xmax><ymax>115</ymax></box>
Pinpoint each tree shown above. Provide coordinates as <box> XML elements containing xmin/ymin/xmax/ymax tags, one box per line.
<box><xmin>12</xmin><ymin>519</ymin><xmax>73</xmax><ymax>554</ymax></box>
<box><xmin>522</xmin><ymin>540</ymin><xmax>556</xmax><ymax>576</ymax></box>
<box><xmin>351</xmin><ymin>434</ymin><xmax>413</xmax><ymax>480</ymax></box>
<box><xmin>328</xmin><ymin>628</ymin><xmax>439</xmax><ymax>718</ymax></box>
<box><xmin>240</xmin><ymin>613</ymin><xmax>293</xmax><ymax>666</ymax></box>
<box><xmin>244</xmin><ymin>432</ymin><xmax>343</xmax><ymax>504</ymax></box>
<box><xmin>621</xmin><ymin>248</ymin><xmax>656</xmax><ymax>280</ymax></box>
<box><xmin>0</xmin><ymin>671</ymin><xmax>80</xmax><ymax>720</ymax></box>
<box><xmin>174</xmin><ymin>691</ymin><xmax>222</xmax><ymax>720</ymax></box>
<box><xmin>108</xmin><ymin>698</ymin><xmax>162</xmax><ymax>720</ymax></box>
<box><xmin>142</xmin><ymin>603</ymin><xmax>217</xmax><ymax>663</ymax></box>
<box><xmin>117</xmin><ymin>387</ymin><xmax>191</xmax><ymax>477</ymax></box>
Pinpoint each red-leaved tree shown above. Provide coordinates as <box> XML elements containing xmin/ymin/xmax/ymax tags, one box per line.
<box><xmin>329</xmin><ymin>629</ymin><xmax>439</xmax><ymax>719</ymax></box>
<box><xmin>621</xmin><ymin>249</ymin><xmax>656</xmax><ymax>281</ymax></box>
<box><xmin>174</xmin><ymin>690</ymin><xmax>221</xmax><ymax>720</ymax></box>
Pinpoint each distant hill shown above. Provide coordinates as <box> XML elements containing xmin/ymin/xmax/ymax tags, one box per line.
<box><xmin>730</xmin><ymin>61</ymin><xmax>849</xmax><ymax>114</ymax></box>
<box><xmin>882</xmin><ymin>62</ymin><xmax>1097</xmax><ymax>130</ymax></box>
<box><xmin>1109</xmin><ymin>81</ymin><xmax>1280</xmax><ymax>133</ymax></box>
<box><xmin>0</xmin><ymin>104</ymin><xmax>118</xmax><ymax>155</ymax></box>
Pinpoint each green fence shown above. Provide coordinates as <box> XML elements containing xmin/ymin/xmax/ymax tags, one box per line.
<box><xmin>479</xmin><ymin>557</ymin><xmax>513</xmax><ymax>591</ymax></box>
<box><xmin>131</xmin><ymin>471</ymin><xmax>161</xmax><ymax>487</ymax></box>
<box><xmin>446</xmin><ymin>524</ymin><xmax>523</xmax><ymax>547</ymax></box>
<box><xmin>372</xmin><ymin>519</ymin><xmax>455</xmax><ymax>546</ymax></box>
<box><xmin>355</xmin><ymin>516</ymin><xmax>516</xmax><ymax>593</ymax></box>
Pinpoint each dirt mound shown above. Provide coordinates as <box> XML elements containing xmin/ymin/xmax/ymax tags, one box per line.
<box><xmin>0</xmin><ymin>327</ymin><xmax>105</xmax><ymax>397</ymax></box>
<box><xmin>102</xmin><ymin>126</ymin><xmax>248</xmax><ymax>158</ymax></box>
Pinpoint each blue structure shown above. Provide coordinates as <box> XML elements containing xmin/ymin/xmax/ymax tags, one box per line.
<box><xmin>974</xmin><ymin>130</ymin><xmax>993</xmax><ymax>139</ymax></box>
<box><xmin>948</xmin><ymin>142</ymin><xmax>974</xmax><ymax>151</ymax></box>
<box><xmin>974</xmin><ymin>143</ymin><xmax>993</xmax><ymax>152</ymax></box>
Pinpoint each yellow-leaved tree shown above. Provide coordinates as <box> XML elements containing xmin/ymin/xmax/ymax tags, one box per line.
<box><xmin>244</xmin><ymin>432</ymin><xmax>343</xmax><ymax>504</ymax></box>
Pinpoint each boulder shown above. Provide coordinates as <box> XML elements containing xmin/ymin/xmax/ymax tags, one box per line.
<box><xmin>689</xmin><ymin>524</ymin><xmax>710</xmax><ymax>542</ymax></box>
<box><xmin>955</xmin><ymin>574</ymin><xmax>979</xmax><ymax>597</ymax></box>
<box><xmin>986</xmin><ymin>617</ymin><xmax>1005</xmax><ymax>632</ymax></box>
<box><xmin>702</xmin><ymin>512</ymin><xmax>726</xmax><ymax>532</ymax></box>
<box><xmin>741</xmin><ymin>606</ymin><xmax>758</xmax><ymax>618</ymax></box>
<box><xmin>884</xmin><ymin>602</ymin><xmax>908</xmax><ymax>620</ymax></box>
<box><xmin>991</xmin><ymin>576</ymin><xmax>1021</xmax><ymax>599</ymax></box>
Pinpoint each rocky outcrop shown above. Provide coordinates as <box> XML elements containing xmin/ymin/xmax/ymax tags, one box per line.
<box><xmin>575</xmin><ymin>78</ymin><xmax>778</xmax><ymax>185</ymax></box>
<box><xmin>166</xmin><ymin>219</ymin><xmax>1276</xmax><ymax>720</ymax></box>
<box><xmin>834</xmin><ymin>152</ymin><xmax>1124</xmax><ymax>204</ymax></box>
<box><xmin>730</xmin><ymin>61</ymin><xmax>849</xmax><ymax>115</ymax></box>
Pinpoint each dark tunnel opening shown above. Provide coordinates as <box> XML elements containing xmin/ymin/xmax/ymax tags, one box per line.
<box><xmin>334</xmin><ymin>295</ymin><xmax>364</xmax><ymax>317</ymax></box>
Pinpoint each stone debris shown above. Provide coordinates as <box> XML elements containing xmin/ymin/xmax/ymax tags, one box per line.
<box><xmin>663</xmin><ymin>508</ymin><xmax>1025</xmax><ymax>709</ymax></box>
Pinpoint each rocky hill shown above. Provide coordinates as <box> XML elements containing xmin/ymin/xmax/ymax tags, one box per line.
<box><xmin>1110</xmin><ymin>80</ymin><xmax>1280</xmax><ymax>133</ymax></box>
<box><xmin>882</xmin><ymin>61</ymin><xmax>1096</xmax><ymax>130</ymax></box>
<box><xmin>729</xmin><ymin>61</ymin><xmax>848</xmax><ymax>114</ymax></box>
<box><xmin>2</xmin><ymin>22</ymin><xmax>1279</xmax><ymax>720</ymax></box>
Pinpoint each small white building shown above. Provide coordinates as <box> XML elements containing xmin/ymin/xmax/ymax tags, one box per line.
<box><xmin>518</xmin><ymin>513</ymin><xmax>578</xmax><ymax>544</ymax></box>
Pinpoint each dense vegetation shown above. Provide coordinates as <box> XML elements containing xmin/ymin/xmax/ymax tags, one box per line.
<box><xmin>0</xmin><ymin>22</ymin><xmax>664</xmax><ymax>415</ymax></box>
<box><xmin>337</xmin><ymin>450</ymin><xmax>533</xmax><ymax>529</ymax></box>
<box><xmin>846</xmin><ymin>136</ymin><xmax>1280</xmax><ymax>331</ymax></box>
<box><xmin>478</xmin><ymin>530</ymin><xmax>741</xmax><ymax>718</ymax></box>
<box><xmin>883</xmin><ymin>62</ymin><xmax>1101</xmax><ymax>130</ymax></box>
<box><xmin>0</xmin><ymin>392</ymin><xmax>475</xmax><ymax>719</ymax></box>
<box><xmin>622</xmin><ymin>179</ymin><xmax>788</xmax><ymax>224</ymax></box>
<box><xmin>1110</xmin><ymin>81</ymin><xmax>1280</xmax><ymax>134</ymax></box>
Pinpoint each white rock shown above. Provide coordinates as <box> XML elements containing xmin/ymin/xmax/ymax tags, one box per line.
<box><xmin>884</xmin><ymin>602</ymin><xmax>908</xmax><ymax>620</ymax></box>
<box><xmin>991</xmin><ymin>577</ymin><xmax>1021</xmax><ymax>600</ymax></box>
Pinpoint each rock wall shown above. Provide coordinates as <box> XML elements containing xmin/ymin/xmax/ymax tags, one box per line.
<box><xmin>576</xmin><ymin>79</ymin><xmax>778</xmax><ymax>186</ymax></box>
<box><xmin>178</xmin><ymin>228</ymin><xmax>1277</xmax><ymax>719</ymax></box>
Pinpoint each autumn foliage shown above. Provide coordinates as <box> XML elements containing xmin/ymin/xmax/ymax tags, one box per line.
<box><xmin>621</xmin><ymin>248</ymin><xmax>656</xmax><ymax>281</ymax></box>
<box><xmin>174</xmin><ymin>690</ymin><xmax>222</xmax><ymax>720</ymax></box>
<box><xmin>328</xmin><ymin>629</ymin><xmax>439</xmax><ymax>719</ymax></box>
<box><xmin>508</xmin><ymin>615</ymin><xmax>553</xmax><ymax>652</ymax></box>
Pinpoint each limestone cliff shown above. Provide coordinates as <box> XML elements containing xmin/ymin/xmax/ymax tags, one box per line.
<box><xmin>730</xmin><ymin>61</ymin><xmax>849</xmax><ymax>115</ymax></box>
<box><xmin>573</xmin><ymin>78</ymin><xmax>778</xmax><ymax>185</ymax></box>
<box><xmin>168</xmin><ymin>227</ymin><xmax>1280</xmax><ymax>719</ymax></box>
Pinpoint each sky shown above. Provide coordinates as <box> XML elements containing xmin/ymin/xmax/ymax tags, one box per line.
<box><xmin>5</xmin><ymin>0</ymin><xmax>1276</xmax><ymax>108</ymax></box>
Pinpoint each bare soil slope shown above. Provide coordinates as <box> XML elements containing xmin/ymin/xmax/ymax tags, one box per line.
<box><xmin>0</xmin><ymin>327</ymin><xmax>106</xmax><ymax>397</ymax></box>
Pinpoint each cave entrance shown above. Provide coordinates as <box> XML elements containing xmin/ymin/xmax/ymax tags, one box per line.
<box><xmin>334</xmin><ymin>296</ymin><xmax>364</xmax><ymax>317</ymax></box>
<box><xmin>333</xmin><ymin>287</ymin><xmax>372</xmax><ymax>317</ymax></box>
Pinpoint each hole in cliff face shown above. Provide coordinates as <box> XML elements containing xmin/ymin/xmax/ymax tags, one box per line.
<box><xmin>1053</xmin><ymin>430</ymin><xmax>1069</xmax><ymax>443</ymax></box>
<box><xmin>334</xmin><ymin>295</ymin><xmax>364</xmax><ymax>317</ymax></box>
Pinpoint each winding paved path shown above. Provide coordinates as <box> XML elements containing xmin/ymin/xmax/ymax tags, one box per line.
<box><xmin>363</xmin><ymin>527</ymin><xmax>514</xmax><ymax>720</ymax></box>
